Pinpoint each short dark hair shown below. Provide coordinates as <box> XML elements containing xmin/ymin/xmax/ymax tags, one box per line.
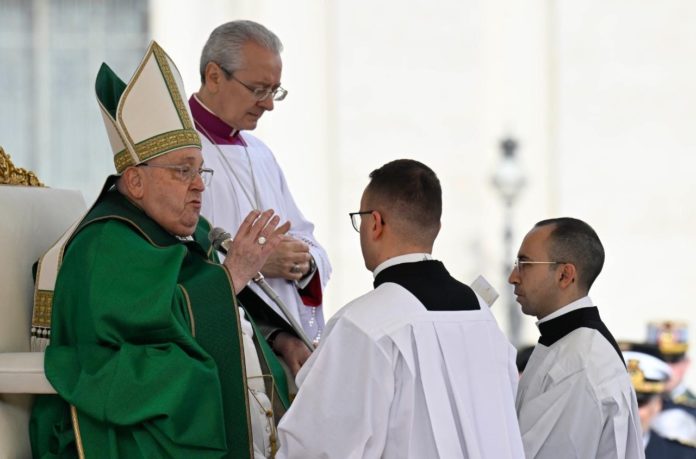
<box><xmin>365</xmin><ymin>159</ymin><xmax>441</xmax><ymax>244</ymax></box>
<box><xmin>535</xmin><ymin>217</ymin><xmax>605</xmax><ymax>292</ymax></box>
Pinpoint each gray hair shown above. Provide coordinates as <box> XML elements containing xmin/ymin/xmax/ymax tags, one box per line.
<box><xmin>199</xmin><ymin>20</ymin><xmax>283</xmax><ymax>83</ymax></box>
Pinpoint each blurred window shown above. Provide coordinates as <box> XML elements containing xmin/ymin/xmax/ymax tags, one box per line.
<box><xmin>0</xmin><ymin>0</ymin><xmax>149</xmax><ymax>200</ymax></box>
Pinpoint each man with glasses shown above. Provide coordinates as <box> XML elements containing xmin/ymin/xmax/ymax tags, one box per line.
<box><xmin>30</xmin><ymin>42</ymin><xmax>290</xmax><ymax>458</ymax></box>
<box><xmin>190</xmin><ymin>20</ymin><xmax>330</xmax><ymax>372</ymax></box>
<box><xmin>509</xmin><ymin>217</ymin><xmax>643</xmax><ymax>458</ymax></box>
<box><xmin>277</xmin><ymin>159</ymin><xmax>524</xmax><ymax>458</ymax></box>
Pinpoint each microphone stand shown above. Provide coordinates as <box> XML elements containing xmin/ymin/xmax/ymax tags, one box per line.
<box><xmin>251</xmin><ymin>272</ymin><xmax>315</xmax><ymax>351</ymax></box>
<box><xmin>209</xmin><ymin>227</ymin><xmax>315</xmax><ymax>351</ymax></box>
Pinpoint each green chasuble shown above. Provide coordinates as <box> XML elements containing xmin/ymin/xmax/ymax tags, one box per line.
<box><xmin>30</xmin><ymin>184</ymin><xmax>287</xmax><ymax>459</ymax></box>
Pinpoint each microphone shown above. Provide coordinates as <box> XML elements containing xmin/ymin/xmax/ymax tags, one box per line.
<box><xmin>208</xmin><ymin>227</ymin><xmax>232</xmax><ymax>254</ymax></box>
<box><xmin>208</xmin><ymin>227</ymin><xmax>315</xmax><ymax>351</ymax></box>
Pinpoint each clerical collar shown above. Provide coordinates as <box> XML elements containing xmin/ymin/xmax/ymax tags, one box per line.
<box><xmin>189</xmin><ymin>94</ymin><xmax>246</xmax><ymax>146</ymax></box>
<box><xmin>373</xmin><ymin>256</ymin><xmax>480</xmax><ymax>311</ymax></box>
<box><xmin>536</xmin><ymin>304</ymin><xmax>624</xmax><ymax>364</ymax></box>
<box><xmin>372</xmin><ymin>253</ymin><xmax>432</xmax><ymax>278</ymax></box>
<box><xmin>536</xmin><ymin>296</ymin><xmax>593</xmax><ymax>327</ymax></box>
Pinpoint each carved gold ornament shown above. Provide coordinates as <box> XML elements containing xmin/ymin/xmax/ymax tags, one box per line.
<box><xmin>0</xmin><ymin>147</ymin><xmax>44</xmax><ymax>186</ymax></box>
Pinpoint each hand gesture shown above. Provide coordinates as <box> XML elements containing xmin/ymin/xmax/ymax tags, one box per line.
<box><xmin>223</xmin><ymin>209</ymin><xmax>291</xmax><ymax>293</ymax></box>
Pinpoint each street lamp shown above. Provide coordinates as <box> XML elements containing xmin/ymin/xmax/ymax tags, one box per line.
<box><xmin>492</xmin><ymin>137</ymin><xmax>526</xmax><ymax>347</ymax></box>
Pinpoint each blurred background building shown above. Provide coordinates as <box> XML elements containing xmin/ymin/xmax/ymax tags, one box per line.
<box><xmin>1</xmin><ymin>0</ymin><xmax>694</xmax><ymax>386</ymax></box>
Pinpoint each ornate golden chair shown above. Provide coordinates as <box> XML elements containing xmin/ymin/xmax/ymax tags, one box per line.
<box><xmin>0</xmin><ymin>147</ymin><xmax>86</xmax><ymax>457</ymax></box>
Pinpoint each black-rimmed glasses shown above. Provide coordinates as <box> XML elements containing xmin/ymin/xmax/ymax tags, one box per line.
<box><xmin>138</xmin><ymin>163</ymin><xmax>214</xmax><ymax>186</ymax></box>
<box><xmin>218</xmin><ymin>64</ymin><xmax>288</xmax><ymax>102</ymax></box>
<box><xmin>349</xmin><ymin>210</ymin><xmax>384</xmax><ymax>233</ymax></box>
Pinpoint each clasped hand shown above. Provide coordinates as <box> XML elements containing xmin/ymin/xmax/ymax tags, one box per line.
<box><xmin>261</xmin><ymin>235</ymin><xmax>312</xmax><ymax>281</ymax></box>
<box><xmin>272</xmin><ymin>331</ymin><xmax>312</xmax><ymax>377</ymax></box>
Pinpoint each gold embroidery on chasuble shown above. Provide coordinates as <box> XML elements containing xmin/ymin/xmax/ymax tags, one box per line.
<box><xmin>178</xmin><ymin>285</ymin><xmax>196</xmax><ymax>337</ymax></box>
<box><xmin>32</xmin><ymin>290</ymin><xmax>54</xmax><ymax>329</ymax></box>
<box><xmin>225</xmin><ymin>268</ymin><xmax>255</xmax><ymax>458</ymax></box>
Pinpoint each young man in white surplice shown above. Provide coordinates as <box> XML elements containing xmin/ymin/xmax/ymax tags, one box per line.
<box><xmin>277</xmin><ymin>159</ymin><xmax>524</xmax><ymax>459</ymax></box>
<box><xmin>510</xmin><ymin>217</ymin><xmax>644</xmax><ymax>459</ymax></box>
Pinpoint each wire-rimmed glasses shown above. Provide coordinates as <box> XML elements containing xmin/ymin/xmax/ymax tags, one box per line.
<box><xmin>138</xmin><ymin>163</ymin><xmax>214</xmax><ymax>186</ymax></box>
<box><xmin>218</xmin><ymin>64</ymin><xmax>288</xmax><ymax>102</ymax></box>
<box><xmin>513</xmin><ymin>258</ymin><xmax>565</xmax><ymax>272</ymax></box>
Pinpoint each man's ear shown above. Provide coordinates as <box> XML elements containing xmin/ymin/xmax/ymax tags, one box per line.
<box><xmin>371</xmin><ymin>210</ymin><xmax>385</xmax><ymax>240</ymax></box>
<box><xmin>204</xmin><ymin>62</ymin><xmax>224</xmax><ymax>92</ymax></box>
<box><xmin>122</xmin><ymin>167</ymin><xmax>145</xmax><ymax>200</ymax></box>
<box><xmin>433</xmin><ymin>221</ymin><xmax>442</xmax><ymax>239</ymax></box>
<box><xmin>558</xmin><ymin>263</ymin><xmax>577</xmax><ymax>289</ymax></box>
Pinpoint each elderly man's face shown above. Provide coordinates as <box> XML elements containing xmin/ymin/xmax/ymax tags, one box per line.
<box><xmin>214</xmin><ymin>41</ymin><xmax>282</xmax><ymax>131</ymax></box>
<box><xmin>138</xmin><ymin>147</ymin><xmax>205</xmax><ymax>237</ymax></box>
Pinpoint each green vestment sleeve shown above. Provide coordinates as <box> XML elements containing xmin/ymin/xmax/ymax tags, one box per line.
<box><xmin>31</xmin><ymin>220</ymin><xmax>230</xmax><ymax>458</ymax></box>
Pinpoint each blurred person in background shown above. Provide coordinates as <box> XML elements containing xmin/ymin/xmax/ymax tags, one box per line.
<box><xmin>646</xmin><ymin>321</ymin><xmax>696</xmax><ymax>409</ymax></box>
<box><xmin>623</xmin><ymin>350</ymin><xmax>696</xmax><ymax>458</ymax></box>
<box><xmin>629</xmin><ymin>323</ymin><xmax>696</xmax><ymax>447</ymax></box>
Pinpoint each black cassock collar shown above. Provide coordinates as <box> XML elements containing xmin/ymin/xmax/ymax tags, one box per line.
<box><xmin>373</xmin><ymin>260</ymin><xmax>480</xmax><ymax>312</ymax></box>
<box><xmin>538</xmin><ymin>306</ymin><xmax>624</xmax><ymax>365</ymax></box>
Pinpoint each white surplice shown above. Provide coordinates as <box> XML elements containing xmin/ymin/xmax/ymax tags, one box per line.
<box><xmin>199</xmin><ymin>133</ymin><xmax>331</xmax><ymax>340</ymax></box>
<box><xmin>516</xmin><ymin>303</ymin><xmax>644</xmax><ymax>459</ymax></box>
<box><xmin>277</xmin><ymin>282</ymin><xmax>524</xmax><ymax>459</ymax></box>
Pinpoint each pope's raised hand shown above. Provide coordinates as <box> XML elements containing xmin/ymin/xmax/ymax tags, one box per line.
<box><xmin>223</xmin><ymin>209</ymin><xmax>291</xmax><ymax>293</ymax></box>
